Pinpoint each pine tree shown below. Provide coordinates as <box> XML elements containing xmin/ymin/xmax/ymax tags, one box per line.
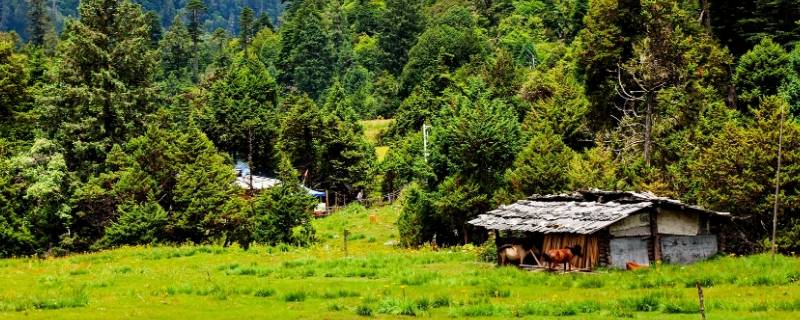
<box><xmin>27</xmin><ymin>0</ymin><xmax>51</xmax><ymax>46</ymax></box>
<box><xmin>159</xmin><ymin>16</ymin><xmax>192</xmax><ymax>79</ymax></box>
<box><xmin>37</xmin><ymin>0</ymin><xmax>157</xmax><ymax>177</ymax></box>
<box><xmin>379</xmin><ymin>0</ymin><xmax>425</xmax><ymax>75</ymax></box>
<box><xmin>278</xmin><ymin>0</ymin><xmax>336</xmax><ymax>99</ymax></box>
<box><xmin>255</xmin><ymin>12</ymin><xmax>274</xmax><ymax>32</ymax></box>
<box><xmin>144</xmin><ymin>10</ymin><xmax>162</xmax><ymax>47</ymax></box>
<box><xmin>239</xmin><ymin>7</ymin><xmax>255</xmax><ymax>52</ymax></box>
<box><xmin>185</xmin><ymin>0</ymin><xmax>207</xmax><ymax>80</ymax></box>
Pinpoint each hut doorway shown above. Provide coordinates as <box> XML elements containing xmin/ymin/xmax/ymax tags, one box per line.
<box><xmin>542</xmin><ymin>234</ymin><xmax>600</xmax><ymax>270</ymax></box>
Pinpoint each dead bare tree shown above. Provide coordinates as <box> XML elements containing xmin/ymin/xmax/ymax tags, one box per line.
<box><xmin>613</xmin><ymin>1</ymin><xmax>682</xmax><ymax>167</ymax></box>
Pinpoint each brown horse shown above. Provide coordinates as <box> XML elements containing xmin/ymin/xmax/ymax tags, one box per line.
<box><xmin>543</xmin><ymin>245</ymin><xmax>582</xmax><ymax>271</ymax></box>
<box><xmin>497</xmin><ymin>244</ymin><xmax>537</xmax><ymax>267</ymax></box>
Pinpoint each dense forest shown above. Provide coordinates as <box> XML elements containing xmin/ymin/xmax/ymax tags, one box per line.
<box><xmin>1</xmin><ymin>0</ymin><xmax>800</xmax><ymax>257</ymax></box>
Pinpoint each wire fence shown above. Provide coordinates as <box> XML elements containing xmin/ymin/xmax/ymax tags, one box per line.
<box><xmin>320</xmin><ymin>189</ymin><xmax>402</xmax><ymax>216</ymax></box>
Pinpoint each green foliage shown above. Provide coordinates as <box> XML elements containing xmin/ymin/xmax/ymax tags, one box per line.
<box><xmin>735</xmin><ymin>38</ymin><xmax>791</xmax><ymax>110</ymax></box>
<box><xmin>0</xmin><ymin>33</ymin><xmax>30</xmax><ymax>140</ymax></box>
<box><xmin>685</xmin><ymin>96</ymin><xmax>800</xmax><ymax>252</ymax></box>
<box><xmin>278</xmin><ymin>0</ymin><xmax>335</xmax><ymax>99</ymax></box>
<box><xmin>396</xmin><ymin>183</ymin><xmax>433</xmax><ymax>247</ymax></box>
<box><xmin>239</xmin><ymin>7</ymin><xmax>255</xmax><ymax>51</ymax></box>
<box><xmin>379</xmin><ymin>0</ymin><xmax>425</xmax><ymax>74</ymax></box>
<box><xmin>400</xmin><ymin>6</ymin><xmax>488</xmax><ymax>94</ymax></box>
<box><xmin>100</xmin><ymin>202</ymin><xmax>168</xmax><ymax>246</ymax></box>
<box><xmin>76</xmin><ymin>125</ymin><xmax>245</xmax><ymax>249</ymax></box>
<box><xmin>505</xmin><ymin>130</ymin><xmax>574</xmax><ymax>198</ymax></box>
<box><xmin>0</xmin><ymin>139</ymin><xmax>72</xmax><ymax>256</ymax></box>
<box><xmin>431</xmin><ymin>80</ymin><xmax>521</xmax><ymax>192</ymax></box>
<box><xmin>520</xmin><ymin>61</ymin><xmax>590</xmax><ymax>145</ymax></box>
<box><xmin>277</xmin><ymin>92</ymin><xmax>376</xmax><ymax>196</ymax></box>
<box><xmin>201</xmin><ymin>54</ymin><xmax>279</xmax><ymax>172</ymax></box>
<box><xmin>252</xmin><ymin>157</ymin><xmax>317</xmax><ymax>246</ymax></box>
<box><xmin>36</xmin><ymin>0</ymin><xmax>158</xmax><ymax>178</ymax></box>
<box><xmin>158</xmin><ymin>16</ymin><xmax>192</xmax><ymax>83</ymax></box>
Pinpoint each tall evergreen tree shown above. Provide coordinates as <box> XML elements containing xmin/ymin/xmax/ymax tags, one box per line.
<box><xmin>27</xmin><ymin>0</ymin><xmax>50</xmax><ymax>46</ymax></box>
<box><xmin>37</xmin><ymin>0</ymin><xmax>157</xmax><ymax>177</ymax></box>
<box><xmin>278</xmin><ymin>0</ymin><xmax>335</xmax><ymax>99</ymax></box>
<box><xmin>239</xmin><ymin>7</ymin><xmax>255</xmax><ymax>51</ymax></box>
<box><xmin>144</xmin><ymin>10</ymin><xmax>162</xmax><ymax>47</ymax></box>
<box><xmin>379</xmin><ymin>0</ymin><xmax>425</xmax><ymax>75</ymax></box>
<box><xmin>185</xmin><ymin>0</ymin><xmax>206</xmax><ymax>80</ymax></box>
<box><xmin>159</xmin><ymin>16</ymin><xmax>192</xmax><ymax>79</ymax></box>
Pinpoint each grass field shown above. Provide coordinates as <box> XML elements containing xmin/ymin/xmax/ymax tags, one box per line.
<box><xmin>361</xmin><ymin>119</ymin><xmax>393</xmax><ymax>161</ymax></box>
<box><xmin>1</xmin><ymin>204</ymin><xmax>799</xmax><ymax>319</ymax></box>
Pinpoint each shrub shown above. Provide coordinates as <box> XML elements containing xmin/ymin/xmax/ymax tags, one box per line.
<box><xmin>432</xmin><ymin>295</ymin><xmax>451</xmax><ymax>308</ymax></box>
<box><xmin>477</xmin><ymin>239</ymin><xmax>497</xmax><ymax>263</ymax></box>
<box><xmin>283</xmin><ymin>291</ymin><xmax>307</xmax><ymax>302</ymax></box>
<box><xmin>685</xmin><ymin>276</ymin><xmax>715</xmax><ymax>288</ymax></box>
<box><xmin>98</xmin><ymin>202</ymin><xmax>168</xmax><ymax>247</ymax></box>
<box><xmin>621</xmin><ymin>293</ymin><xmax>662</xmax><ymax>312</ymax></box>
<box><xmin>327</xmin><ymin>302</ymin><xmax>344</xmax><ymax>311</ymax></box>
<box><xmin>321</xmin><ymin>289</ymin><xmax>360</xmax><ymax>299</ymax></box>
<box><xmin>254</xmin><ymin>288</ymin><xmax>275</xmax><ymax>297</ymax></box>
<box><xmin>663</xmin><ymin>300</ymin><xmax>698</xmax><ymax>314</ymax></box>
<box><xmin>356</xmin><ymin>304</ymin><xmax>373</xmax><ymax>316</ymax></box>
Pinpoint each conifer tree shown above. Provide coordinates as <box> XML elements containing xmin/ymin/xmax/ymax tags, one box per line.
<box><xmin>239</xmin><ymin>7</ymin><xmax>254</xmax><ymax>51</ymax></box>
<box><xmin>185</xmin><ymin>0</ymin><xmax>206</xmax><ymax>80</ymax></box>
<box><xmin>37</xmin><ymin>0</ymin><xmax>157</xmax><ymax>177</ymax></box>
<box><xmin>27</xmin><ymin>0</ymin><xmax>51</xmax><ymax>46</ymax></box>
<box><xmin>278</xmin><ymin>0</ymin><xmax>335</xmax><ymax>99</ymax></box>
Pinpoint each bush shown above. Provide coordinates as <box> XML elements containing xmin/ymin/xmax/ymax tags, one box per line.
<box><xmin>283</xmin><ymin>291</ymin><xmax>307</xmax><ymax>302</ymax></box>
<box><xmin>620</xmin><ymin>293</ymin><xmax>663</xmax><ymax>312</ymax></box>
<box><xmin>375</xmin><ymin>297</ymin><xmax>420</xmax><ymax>316</ymax></box>
<box><xmin>98</xmin><ymin>202</ymin><xmax>167</xmax><ymax>247</ymax></box>
<box><xmin>252</xmin><ymin>159</ymin><xmax>317</xmax><ymax>246</ymax></box>
<box><xmin>253</xmin><ymin>288</ymin><xmax>275</xmax><ymax>297</ymax></box>
<box><xmin>356</xmin><ymin>304</ymin><xmax>373</xmax><ymax>316</ymax></box>
<box><xmin>477</xmin><ymin>239</ymin><xmax>497</xmax><ymax>263</ymax></box>
<box><xmin>663</xmin><ymin>300</ymin><xmax>698</xmax><ymax>314</ymax></box>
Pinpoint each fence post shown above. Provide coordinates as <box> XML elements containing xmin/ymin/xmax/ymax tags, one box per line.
<box><xmin>696</xmin><ymin>281</ymin><xmax>706</xmax><ymax>320</ymax></box>
<box><xmin>343</xmin><ymin>229</ymin><xmax>349</xmax><ymax>257</ymax></box>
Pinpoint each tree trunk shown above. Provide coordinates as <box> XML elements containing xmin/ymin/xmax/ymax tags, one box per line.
<box><xmin>699</xmin><ymin>0</ymin><xmax>711</xmax><ymax>30</ymax></box>
<box><xmin>192</xmin><ymin>40</ymin><xmax>199</xmax><ymax>82</ymax></box>
<box><xmin>644</xmin><ymin>92</ymin><xmax>654</xmax><ymax>167</ymax></box>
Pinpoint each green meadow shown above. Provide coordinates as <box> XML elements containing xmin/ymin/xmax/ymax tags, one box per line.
<box><xmin>1</xmin><ymin>204</ymin><xmax>799</xmax><ymax>319</ymax></box>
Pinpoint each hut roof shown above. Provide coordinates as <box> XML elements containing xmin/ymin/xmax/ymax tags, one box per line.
<box><xmin>236</xmin><ymin>175</ymin><xmax>281</xmax><ymax>190</ymax></box>
<box><xmin>468</xmin><ymin>190</ymin><xmax>728</xmax><ymax>234</ymax></box>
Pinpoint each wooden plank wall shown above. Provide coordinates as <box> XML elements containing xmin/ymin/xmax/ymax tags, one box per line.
<box><xmin>542</xmin><ymin>233</ymin><xmax>600</xmax><ymax>269</ymax></box>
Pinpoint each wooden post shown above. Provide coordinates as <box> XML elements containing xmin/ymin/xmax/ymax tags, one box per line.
<box><xmin>650</xmin><ymin>209</ymin><xmax>662</xmax><ymax>263</ymax></box>
<box><xmin>325</xmin><ymin>190</ymin><xmax>329</xmax><ymax>215</ymax></box>
<box><xmin>343</xmin><ymin>229</ymin><xmax>349</xmax><ymax>257</ymax></box>
<box><xmin>696</xmin><ymin>281</ymin><xmax>706</xmax><ymax>320</ymax></box>
<box><xmin>772</xmin><ymin>103</ymin><xmax>785</xmax><ymax>260</ymax></box>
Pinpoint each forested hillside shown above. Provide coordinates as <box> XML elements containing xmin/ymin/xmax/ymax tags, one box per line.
<box><xmin>1</xmin><ymin>0</ymin><xmax>800</xmax><ymax>257</ymax></box>
<box><xmin>0</xmin><ymin>0</ymin><xmax>284</xmax><ymax>39</ymax></box>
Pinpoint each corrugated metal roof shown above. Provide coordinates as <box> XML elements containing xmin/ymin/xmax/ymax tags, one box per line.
<box><xmin>468</xmin><ymin>200</ymin><xmax>652</xmax><ymax>234</ymax></box>
<box><xmin>235</xmin><ymin>175</ymin><xmax>281</xmax><ymax>190</ymax></box>
<box><xmin>468</xmin><ymin>190</ymin><xmax>729</xmax><ymax>234</ymax></box>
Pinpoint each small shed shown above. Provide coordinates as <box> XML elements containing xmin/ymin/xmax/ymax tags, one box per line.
<box><xmin>468</xmin><ymin>190</ymin><xmax>729</xmax><ymax>269</ymax></box>
<box><xmin>234</xmin><ymin>174</ymin><xmax>326</xmax><ymax>199</ymax></box>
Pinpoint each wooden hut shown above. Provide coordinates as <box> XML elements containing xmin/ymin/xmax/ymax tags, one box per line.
<box><xmin>468</xmin><ymin>190</ymin><xmax>729</xmax><ymax>270</ymax></box>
